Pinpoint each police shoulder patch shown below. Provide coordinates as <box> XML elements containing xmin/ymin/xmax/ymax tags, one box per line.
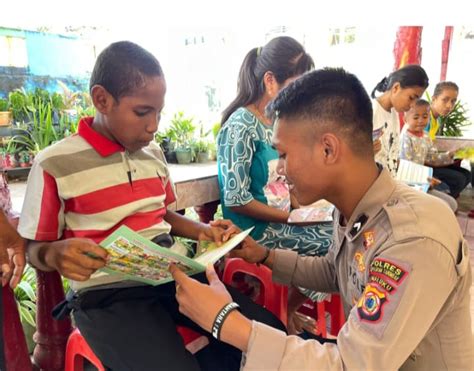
<box><xmin>357</xmin><ymin>283</ymin><xmax>388</xmax><ymax>322</ymax></box>
<box><xmin>353</xmin><ymin>256</ymin><xmax>412</xmax><ymax>339</ymax></box>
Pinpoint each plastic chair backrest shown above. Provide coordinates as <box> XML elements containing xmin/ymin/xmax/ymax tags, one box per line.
<box><xmin>222</xmin><ymin>258</ymin><xmax>288</xmax><ymax>325</ymax></box>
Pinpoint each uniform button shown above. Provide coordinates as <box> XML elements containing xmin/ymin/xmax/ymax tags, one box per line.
<box><xmin>386</xmin><ymin>199</ymin><xmax>398</xmax><ymax>207</ymax></box>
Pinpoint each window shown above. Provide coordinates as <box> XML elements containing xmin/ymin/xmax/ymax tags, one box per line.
<box><xmin>0</xmin><ymin>36</ymin><xmax>28</xmax><ymax>67</ymax></box>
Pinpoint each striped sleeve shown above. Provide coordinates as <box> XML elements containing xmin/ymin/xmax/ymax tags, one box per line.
<box><xmin>18</xmin><ymin>160</ymin><xmax>64</xmax><ymax>241</ymax></box>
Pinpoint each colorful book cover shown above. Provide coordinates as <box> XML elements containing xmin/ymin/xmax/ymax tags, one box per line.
<box><xmin>99</xmin><ymin>225</ymin><xmax>253</xmax><ymax>285</ymax></box>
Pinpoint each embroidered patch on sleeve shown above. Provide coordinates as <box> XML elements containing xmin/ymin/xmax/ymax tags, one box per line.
<box><xmin>352</xmin><ymin>257</ymin><xmax>412</xmax><ymax>339</ymax></box>
<box><xmin>363</xmin><ymin>231</ymin><xmax>375</xmax><ymax>249</ymax></box>
<box><xmin>354</xmin><ymin>252</ymin><xmax>366</xmax><ymax>272</ymax></box>
<box><xmin>357</xmin><ymin>284</ymin><xmax>387</xmax><ymax>322</ymax></box>
<box><xmin>369</xmin><ymin>258</ymin><xmax>408</xmax><ymax>284</ymax></box>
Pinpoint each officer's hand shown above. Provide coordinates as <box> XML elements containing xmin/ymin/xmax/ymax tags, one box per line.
<box><xmin>229</xmin><ymin>236</ymin><xmax>268</xmax><ymax>264</ymax></box>
<box><xmin>170</xmin><ymin>263</ymin><xmax>232</xmax><ymax>333</ymax></box>
<box><xmin>0</xmin><ymin>222</ymin><xmax>26</xmax><ymax>288</ymax></box>
<box><xmin>44</xmin><ymin>238</ymin><xmax>108</xmax><ymax>281</ymax></box>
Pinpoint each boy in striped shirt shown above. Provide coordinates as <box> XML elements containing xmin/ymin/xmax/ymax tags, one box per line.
<box><xmin>18</xmin><ymin>41</ymin><xmax>283</xmax><ymax>370</ymax></box>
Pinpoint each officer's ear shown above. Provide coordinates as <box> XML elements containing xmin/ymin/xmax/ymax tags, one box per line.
<box><xmin>320</xmin><ymin>133</ymin><xmax>339</xmax><ymax>165</ymax></box>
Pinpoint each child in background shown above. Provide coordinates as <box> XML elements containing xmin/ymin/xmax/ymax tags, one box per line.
<box><xmin>426</xmin><ymin>82</ymin><xmax>471</xmax><ymax>199</ymax></box>
<box><xmin>371</xmin><ymin>64</ymin><xmax>429</xmax><ymax>176</ymax></box>
<box><xmin>400</xmin><ymin>99</ymin><xmax>457</xmax><ymax>211</ymax></box>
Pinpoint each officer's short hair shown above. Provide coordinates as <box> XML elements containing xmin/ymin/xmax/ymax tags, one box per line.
<box><xmin>267</xmin><ymin>67</ymin><xmax>373</xmax><ymax>156</ymax></box>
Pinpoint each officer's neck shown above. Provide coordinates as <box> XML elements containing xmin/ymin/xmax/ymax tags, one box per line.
<box><xmin>330</xmin><ymin>160</ymin><xmax>380</xmax><ymax>222</ymax></box>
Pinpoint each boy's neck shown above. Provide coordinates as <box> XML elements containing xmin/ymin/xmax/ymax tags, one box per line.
<box><xmin>91</xmin><ymin>115</ymin><xmax>119</xmax><ymax>144</ymax></box>
<box><xmin>377</xmin><ymin>93</ymin><xmax>392</xmax><ymax>112</ymax></box>
<box><xmin>327</xmin><ymin>159</ymin><xmax>380</xmax><ymax>221</ymax></box>
<box><xmin>407</xmin><ymin>128</ymin><xmax>424</xmax><ymax>137</ymax></box>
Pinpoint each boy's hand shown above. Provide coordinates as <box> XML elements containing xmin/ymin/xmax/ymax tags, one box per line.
<box><xmin>198</xmin><ymin>219</ymin><xmax>240</xmax><ymax>246</ymax></box>
<box><xmin>0</xmin><ymin>223</ymin><xmax>26</xmax><ymax>288</ymax></box>
<box><xmin>229</xmin><ymin>236</ymin><xmax>268</xmax><ymax>264</ymax></box>
<box><xmin>170</xmin><ymin>263</ymin><xmax>232</xmax><ymax>333</ymax></box>
<box><xmin>428</xmin><ymin>177</ymin><xmax>442</xmax><ymax>188</ymax></box>
<box><xmin>44</xmin><ymin>238</ymin><xmax>108</xmax><ymax>281</ymax></box>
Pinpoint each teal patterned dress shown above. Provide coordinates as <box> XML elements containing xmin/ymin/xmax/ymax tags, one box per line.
<box><xmin>217</xmin><ymin>107</ymin><xmax>333</xmax><ymax>258</ymax></box>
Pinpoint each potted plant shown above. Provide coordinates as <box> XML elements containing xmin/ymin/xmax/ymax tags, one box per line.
<box><xmin>9</xmin><ymin>100</ymin><xmax>59</xmax><ymax>155</ymax></box>
<box><xmin>0</xmin><ymin>98</ymin><xmax>12</xmax><ymax>127</ymax></box>
<box><xmin>170</xmin><ymin>112</ymin><xmax>196</xmax><ymax>164</ymax></box>
<box><xmin>5</xmin><ymin>141</ymin><xmax>19</xmax><ymax>168</ymax></box>
<box><xmin>0</xmin><ymin>147</ymin><xmax>6</xmax><ymax>168</ymax></box>
<box><xmin>8</xmin><ymin>89</ymin><xmax>30</xmax><ymax>125</ymax></box>
<box><xmin>437</xmin><ymin>101</ymin><xmax>471</xmax><ymax>137</ymax></box>
<box><xmin>155</xmin><ymin>127</ymin><xmax>177</xmax><ymax>163</ymax></box>
<box><xmin>193</xmin><ymin>140</ymin><xmax>210</xmax><ymax>163</ymax></box>
<box><xmin>19</xmin><ymin>150</ymin><xmax>32</xmax><ymax>167</ymax></box>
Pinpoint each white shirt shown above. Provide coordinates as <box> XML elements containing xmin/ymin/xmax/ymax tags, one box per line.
<box><xmin>373</xmin><ymin>99</ymin><xmax>400</xmax><ymax>177</ymax></box>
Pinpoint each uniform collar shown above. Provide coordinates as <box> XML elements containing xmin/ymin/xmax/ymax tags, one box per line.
<box><xmin>78</xmin><ymin>117</ymin><xmax>125</xmax><ymax>157</ymax></box>
<box><xmin>344</xmin><ymin>166</ymin><xmax>397</xmax><ymax>241</ymax></box>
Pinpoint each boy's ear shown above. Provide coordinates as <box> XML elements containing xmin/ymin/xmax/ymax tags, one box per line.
<box><xmin>91</xmin><ymin>85</ymin><xmax>114</xmax><ymax>114</ymax></box>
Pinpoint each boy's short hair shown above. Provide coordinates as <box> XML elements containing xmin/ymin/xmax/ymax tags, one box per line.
<box><xmin>267</xmin><ymin>67</ymin><xmax>373</xmax><ymax>156</ymax></box>
<box><xmin>414</xmin><ymin>99</ymin><xmax>430</xmax><ymax>108</ymax></box>
<box><xmin>90</xmin><ymin>41</ymin><xmax>163</xmax><ymax>100</ymax></box>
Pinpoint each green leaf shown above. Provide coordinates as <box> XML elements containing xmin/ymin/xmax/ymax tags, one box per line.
<box><xmin>17</xmin><ymin>280</ymin><xmax>37</xmax><ymax>302</ymax></box>
<box><xmin>19</xmin><ymin>304</ymin><xmax>36</xmax><ymax>327</ymax></box>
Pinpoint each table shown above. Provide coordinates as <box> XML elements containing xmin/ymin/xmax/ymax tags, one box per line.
<box><xmin>4</xmin><ymin>162</ymin><xmax>221</xmax><ymax>370</ymax></box>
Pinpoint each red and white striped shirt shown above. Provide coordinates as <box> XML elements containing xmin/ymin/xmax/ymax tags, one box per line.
<box><xmin>18</xmin><ymin>117</ymin><xmax>176</xmax><ymax>290</ymax></box>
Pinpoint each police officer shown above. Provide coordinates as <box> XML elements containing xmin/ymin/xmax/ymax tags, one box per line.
<box><xmin>170</xmin><ymin>68</ymin><xmax>472</xmax><ymax>370</ymax></box>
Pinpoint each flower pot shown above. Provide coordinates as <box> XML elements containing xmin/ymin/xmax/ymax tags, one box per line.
<box><xmin>196</xmin><ymin>151</ymin><xmax>209</xmax><ymax>163</ymax></box>
<box><xmin>0</xmin><ymin>111</ymin><xmax>12</xmax><ymax>126</ymax></box>
<box><xmin>176</xmin><ymin>149</ymin><xmax>193</xmax><ymax>164</ymax></box>
<box><xmin>164</xmin><ymin>150</ymin><xmax>177</xmax><ymax>164</ymax></box>
<box><xmin>6</xmin><ymin>154</ymin><xmax>18</xmax><ymax>168</ymax></box>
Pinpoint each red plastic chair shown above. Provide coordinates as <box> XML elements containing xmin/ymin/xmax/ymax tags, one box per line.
<box><xmin>222</xmin><ymin>258</ymin><xmax>346</xmax><ymax>336</ymax></box>
<box><xmin>297</xmin><ymin>294</ymin><xmax>345</xmax><ymax>337</ymax></box>
<box><xmin>222</xmin><ymin>258</ymin><xmax>288</xmax><ymax>325</ymax></box>
<box><xmin>65</xmin><ymin>328</ymin><xmax>104</xmax><ymax>371</ymax></box>
<box><xmin>65</xmin><ymin>326</ymin><xmax>206</xmax><ymax>371</ymax></box>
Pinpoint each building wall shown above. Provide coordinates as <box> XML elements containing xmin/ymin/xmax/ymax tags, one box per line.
<box><xmin>0</xmin><ymin>27</ymin><xmax>94</xmax><ymax>97</ymax></box>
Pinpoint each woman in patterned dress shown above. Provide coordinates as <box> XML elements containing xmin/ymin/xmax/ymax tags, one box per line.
<box><xmin>217</xmin><ymin>36</ymin><xmax>332</xmax><ymax>334</ymax></box>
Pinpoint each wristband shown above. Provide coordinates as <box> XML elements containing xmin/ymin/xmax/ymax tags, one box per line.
<box><xmin>256</xmin><ymin>248</ymin><xmax>270</xmax><ymax>266</ymax></box>
<box><xmin>211</xmin><ymin>302</ymin><xmax>240</xmax><ymax>340</ymax></box>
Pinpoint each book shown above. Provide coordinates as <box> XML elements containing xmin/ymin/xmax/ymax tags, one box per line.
<box><xmin>288</xmin><ymin>199</ymin><xmax>335</xmax><ymax>225</ymax></box>
<box><xmin>372</xmin><ymin>127</ymin><xmax>384</xmax><ymax>141</ymax></box>
<box><xmin>453</xmin><ymin>147</ymin><xmax>474</xmax><ymax>161</ymax></box>
<box><xmin>98</xmin><ymin>225</ymin><xmax>253</xmax><ymax>286</ymax></box>
<box><xmin>396</xmin><ymin>159</ymin><xmax>433</xmax><ymax>193</ymax></box>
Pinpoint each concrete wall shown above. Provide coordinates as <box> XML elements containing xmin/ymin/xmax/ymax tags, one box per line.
<box><xmin>0</xmin><ymin>27</ymin><xmax>94</xmax><ymax>97</ymax></box>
